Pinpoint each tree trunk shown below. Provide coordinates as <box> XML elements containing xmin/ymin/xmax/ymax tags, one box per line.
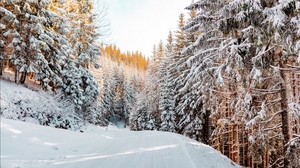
<box><xmin>202</xmin><ymin>109</ymin><xmax>211</xmax><ymax>144</ymax></box>
<box><xmin>279</xmin><ymin>61</ymin><xmax>291</xmax><ymax>168</ymax></box>
<box><xmin>15</xmin><ymin>67</ymin><xmax>19</xmax><ymax>84</ymax></box>
<box><xmin>0</xmin><ymin>47</ymin><xmax>4</xmax><ymax>75</ymax></box>
<box><xmin>81</xmin><ymin>105</ymin><xmax>89</xmax><ymax>124</ymax></box>
<box><xmin>20</xmin><ymin>70</ymin><xmax>27</xmax><ymax>84</ymax></box>
<box><xmin>0</xmin><ymin>59</ymin><xmax>3</xmax><ymax>76</ymax></box>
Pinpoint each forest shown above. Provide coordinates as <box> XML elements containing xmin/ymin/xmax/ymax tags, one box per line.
<box><xmin>1</xmin><ymin>0</ymin><xmax>300</xmax><ymax>168</ymax></box>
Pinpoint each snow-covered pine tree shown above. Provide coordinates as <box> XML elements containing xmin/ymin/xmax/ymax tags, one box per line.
<box><xmin>130</xmin><ymin>92</ymin><xmax>149</xmax><ymax>131</ymax></box>
<box><xmin>186</xmin><ymin>0</ymin><xmax>198</xmax><ymax>47</ymax></box>
<box><xmin>144</xmin><ymin>41</ymin><xmax>164</xmax><ymax>130</ymax></box>
<box><xmin>14</xmin><ymin>0</ymin><xmax>100</xmax><ymax>121</ymax></box>
<box><xmin>171</xmin><ymin>13</ymin><xmax>193</xmax><ymax>136</ymax></box>
<box><xmin>159</xmin><ymin>31</ymin><xmax>176</xmax><ymax>132</ymax></box>
<box><xmin>98</xmin><ymin>69</ymin><xmax>116</xmax><ymax>122</ymax></box>
<box><xmin>173</xmin><ymin>13</ymin><xmax>188</xmax><ymax>103</ymax></box>
<box><xmin>66</xmin><ymin>0</ymin><xmax>100</xmax><ymax>69</ymax></box>
<box><xmin>2</xmin><ymin>1</ymin><xmax>69</xmax><ymax>87</ymax></box>
<box><xmin>218</xmin><ymin>0</ymin><xmax>300</xmax><ymax>167</ymax></box>
<box><xmin>0</xmin><ymin>4</ymin><xmax>16</xmax><ymax>75</ymax></box>
<box><xmin>48</xmin><ymin>0</ymin><xmax>101</xmax><ymax>120</ymax></box>
<box><xmin>1</xmin><ymin>1</ymin><xmax>24</xmax><ymax>84</ymax></box>
<box><xmin>61</xmin><ymin>60</ymin><xmax>98</xmax><ymax>117</ymax></box>
<box><xmin>174</xmin><ymin>13</ymin><xmax>187</xmax><ymax>56</ymax></box>
<box><xmin>173</xmin><ymin>2</ymin><xmax>214</xmax><ymax>143</ymax></box>
<box><xmin>193</xmin><ymin>0</ymin><xmax>245</xmax><ymax>161</ymax></box>
<box><xmin>123</xmin><ymin>77</ymin><xmax>137</xmax><ymax>126</ymax></box>
<box><xmin>111</xmin><ymin>68</ymin><xmax>127</xmax><ymax>124</ymax></box>
<box><xmin>173</xmin><ymin>12</ymin><xmax>188</xmax><ymax>86</ymax></box>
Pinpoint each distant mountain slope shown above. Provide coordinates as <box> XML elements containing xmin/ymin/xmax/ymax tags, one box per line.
<box><xmin>1</xmin><ymin>118</ymin><xmax>239</xmax><ymax>168</ymax></box>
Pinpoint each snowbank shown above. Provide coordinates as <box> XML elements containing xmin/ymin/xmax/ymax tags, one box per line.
<box><xmin>0</xmin><ymin>80</ymin><xmax>81</xmax><ymax>130</ymax></box>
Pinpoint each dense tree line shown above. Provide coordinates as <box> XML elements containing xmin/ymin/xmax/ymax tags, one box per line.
<box><xmin>92</xmin><ymin>54</ymin><xmax>145</xmax><ymax>127</ymax></box>
<box><xmin>88</xmin><ymin>45</ymin><xmax>147</xmax><ymax>127</ymax></box>
<box><xmin>102</xmin><ymin>44</ymin><xmax>148</xmax><ymax>71</ymax></box>
<box><xmin>130</xmin><ymin>1</ymin><xmax>300</xmax><ymax>167</ymax></box>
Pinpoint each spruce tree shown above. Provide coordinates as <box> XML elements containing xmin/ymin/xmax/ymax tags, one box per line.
<box><xmin>0</xmin><ymin>5</ymin><xmax>16</xmax><ymax>75</ymax></box>
<box><xmin>159</xmin><ymin>31</ymin><xmax>176</xmax><ymax>132</ymax></box>
<box><xmin>144</xmin><ymin>41</ymin><xmax>164</xmax><ymax>130</ymax></box>
<box><xmin>130</xmin><ymin>92</ymin><xmax>149</xmax><ymax>131</ymax></box>
<box><xmin>66</xmin><ymin>0</ymin><xmax>100</xmax><ymax>69</ymax></box>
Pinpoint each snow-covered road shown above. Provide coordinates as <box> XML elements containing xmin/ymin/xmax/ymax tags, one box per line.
<box><xmin>1</xmin><ymin>118</ymin><xmax>238</xmax><ymax>168</ymax></box>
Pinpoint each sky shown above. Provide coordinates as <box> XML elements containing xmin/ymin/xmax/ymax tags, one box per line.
<box><xmin>98</xmin><ymin>0</ymin><xmax>191</xmax><ymax>58</ymax></box>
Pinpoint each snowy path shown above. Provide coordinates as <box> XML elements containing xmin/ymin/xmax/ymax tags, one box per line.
<box><xmin>1</xmin><ymin>119</ymin><xmax>238</xmax><ymax>168</ymax></box>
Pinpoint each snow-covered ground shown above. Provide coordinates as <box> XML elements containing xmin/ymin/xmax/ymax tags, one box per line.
<box><xmin>1</xmin><ymin>118</ymin><xmax>239</xmax><ymax>168</ymax></box>
<box><xmin>0</xmin><ymin>79</ymin><xmax>83</xmax><ymax>130</ymax></box>
<box><xmin>0</xmin><ymin>79</ymin><xmax>63</xmax><ymax>119</ymax></box>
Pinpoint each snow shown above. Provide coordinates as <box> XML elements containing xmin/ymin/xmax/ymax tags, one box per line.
<box><xmin>0</xmin><ymin>79</ymin><xmax>82</xmax><ymax>130</ymax></box>
<box><xmin>0</xmin><ymin>118</ymin><xmax>239</xmax><ymax>168</ymax></box>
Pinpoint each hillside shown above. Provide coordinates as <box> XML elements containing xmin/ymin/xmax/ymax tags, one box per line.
<box><xmin>0</xmin><ymin>80</ymin><xmax>84</xmax><ymax>130</ymax></box>
<box><xmin>1</xmin><ymin>118</ymin><xmax>239</xmax><ymax>168</ymax></box>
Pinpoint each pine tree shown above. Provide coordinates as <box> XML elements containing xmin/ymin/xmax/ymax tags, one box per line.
<box><xmin>159</xmin><ymin>31</ymin><xmax>176</xmax><ymax>132</ymax></box>
<box><xmin>123</xmin><ymin>77</ymin><xmax>137</xmax><ymax>126</ymax></box>
<box><xmin>111</xmin><ymin>69</ymin><xmax>126</xmax><ymax>124</ymax></box>
<box><xmin>130</xmin><ymin>92</ymin><xmax>148</xmax><ymax>131</ymax></box>
<box><xmin>172</xmin><ymin>13</ymin><xmax>189</xmax><ymax>132</ymax></box>
<box><xmin>142</xmin><ymin>41</ymin><xmax>165</xmax><ymax>130</ymax></box>
<box><xmin>185</xmin><ymin>0</ymin><xmax>198</xmax><ymax>46</ymax></box>
<box><xmin>0</xmin><ymin>5</ymin><xmax>16</xmax><ymax>76</ymax></box>
<box><xmin>175</xmin><ymin>13</ymin><xmax>186</xmax><ymax>56</ymax></box>
<box><xmin>66</xmin><ymin>0</ymin><xmax>100</xmax><ymax>69</ymax></box>
<box><xmin>172</xmin><ymin>3</ymin><xmax>212</xmax><ymax>142</ymax></box>
<box><xmin>52</xmin><ymin>0</ymin><xmax>101</xmax><ymax>118</ymax></box>
<box><xmin>2</xmin><ymin>1</ymin><xmax>64</xmax><ymax>85</ymax></box>
<box><xmin>2</xmin><ymin>1</ymin><xmax>24</xmax><ymax>84</ymax></box>
<box><xmin>99</xmin><ymin>70</ymin><xmax>116</xmax><ymax>121</ymax></box>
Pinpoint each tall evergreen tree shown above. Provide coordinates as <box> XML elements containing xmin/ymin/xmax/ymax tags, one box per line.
<box><xmin>130</xmin><ymin>92</ymin><xmax>149</xmax><ymax>131</ymax></box>
<box><xmin>66</xmin><ymin>0</ymin><xmax>100</xmax><ymax>69</ymax></box>
<box><xmin>172</xmin><ymin>3</ymin><xmax>210</xmax><ymax>142</ymax></box>
<box><xmin>99</xmin><ymin>70</ymin><xmax>116</xmax><ymax>121</ymax></box>
<box><xmin>159</xmin><ymin>31</ymin><xmax>176</xmax><ymax>132</ymax></box>
<box><xmin>143</xmin><ymin>41</ymin><xmax>165</xmax><ymax>130</ymax></box>
<box><xmin>123</xmin><ymin>77</ymin><xmax>137</xmax><ymax>126</ymax></box>
<box><xmin>175</xmin><ymin>13</ymin><xmax>187</xmax><ymax>56</ymax></box>
<box><xmin>0</xmin><ymin>5</ymin><xmax>16</xmax><ymax>76</ymax></box>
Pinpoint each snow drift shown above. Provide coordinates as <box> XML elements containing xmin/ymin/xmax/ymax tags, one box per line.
<box><xmin>0</xmin><ymin>80</ymin><xmax>82</xmax><ymax>130</ymax></box>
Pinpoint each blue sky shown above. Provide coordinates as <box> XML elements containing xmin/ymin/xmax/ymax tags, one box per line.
<box><xmin>99</xmin><ymin>0</ymin><xmax>190</xmax><ymax>57</ymax></box>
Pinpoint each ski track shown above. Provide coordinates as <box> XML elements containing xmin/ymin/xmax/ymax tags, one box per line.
<box><xmin>1</xmin><ymin>119</ymin><xmax>238</xmax><ymax>168</ymax></box>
